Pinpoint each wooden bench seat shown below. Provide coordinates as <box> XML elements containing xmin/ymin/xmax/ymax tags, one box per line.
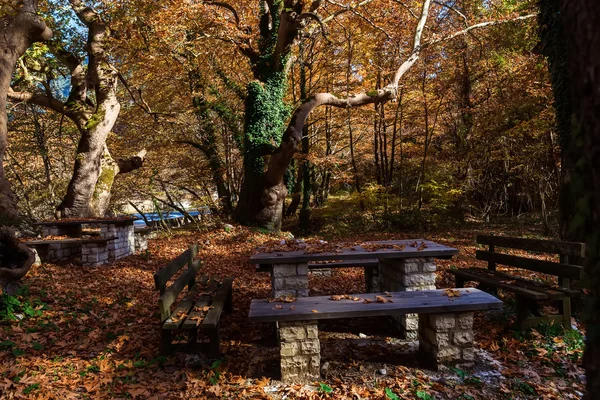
<box><xmin>448</xmin><ymin>235</ymin><xmax>585</xmax><ymax>329</ymax></box>
<box><xmin>154</xmin><ymin>244</ymin><xmax>234</xmax><ymax>357</ymax></box>
<box><xmin>25</xmin><ymin>236</ymin><xmax>117</xmax><ymax>245</ymax></box>
<box><xmin>249</xmin><ymin>288</ymin><xmax>501</xmax><ymax>382</ymax></box>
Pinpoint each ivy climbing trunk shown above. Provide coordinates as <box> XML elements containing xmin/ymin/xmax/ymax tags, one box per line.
<box><xmin>235</xmin><ymin>73</ymin><xmax>289</xmax><ymax>230</ymax></box>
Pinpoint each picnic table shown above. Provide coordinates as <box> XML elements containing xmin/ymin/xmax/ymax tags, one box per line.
<box><xmin>29</xmin><ymin>218</ymin><xmax>137</xmax><ymax>265</ymax></box>
<box><xmin>250</xmin><ymin>239</ymin><xmax>458</xmax><ymax>338</ymax></box>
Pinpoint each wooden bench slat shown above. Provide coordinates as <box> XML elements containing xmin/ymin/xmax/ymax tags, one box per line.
<box><xmin>476</xmin><ymin>235</ymin><xmax>585</xmax><ymax>257</ymax></box>
<box><xmin>158</xmin><ymin>267</ymin><xmax>198</xmax><ymax>322</ymax></box>
<box><xmin>154</xmin><ymin>244</ymin><xmax>198</xmax><ymax>291</ymax></box>
<box><xmin>449</xmin><ymin>269</ymin><xmax>550</xmax><ymax>300</ymax></box>
<box><xmin>180</xmin><ymin>278</ymin><xmax>220</xmax><ymax>330</ymax></box>
<box><xmin>25</xmin><ymin>236</ymin><xmax>117</xmax><ymax>245</ymax></box>
<box><xmin>202</xmin><ymin>277</ymin><xmax>234</xmax><ymax>329</ymax></box>
<box><xmin>162</xmin><ymin>285</ymin><xmax>201</xmax><ymax>329</ymax></box>
<box><xmin>476</xmin><ymin>250</ymin><xmax>583</xmax><ymax>279</ymax></box>
<box><xmin>461</xmin><ymin>267</ymin><xmax>579</xmax><ymax>297</ymax></box>
<box><xmin>248</xmin><ymin>288</ymin><xmax>502</xmax><ymax>323</ymax></box>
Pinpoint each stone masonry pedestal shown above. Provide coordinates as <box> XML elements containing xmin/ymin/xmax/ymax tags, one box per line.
<box><xmin>272</xmin><ymin>263</ymin><xmax>309</xmax><ymax>298</ymax></box>
<box><xmin>101</xmin><ymin>221</ymin><xmax>135</xmax><ymax>261</ymax></box>
<box><xmin>278</xmin><ymin>321</ymin><xmax>320</xmax><ymax>383</ymax></box>
<box><xmin>378</xmin><ymin>257</ymin><xmax>436</xmax><ymax>339</ymax></box>
<box><xmin>419</xmin><ymin>312</ymin><xmax>475</xmax><ymax>370</ymax></box>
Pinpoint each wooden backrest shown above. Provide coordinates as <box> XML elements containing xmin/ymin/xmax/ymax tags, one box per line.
<box><xmin>154</xmin><ymin>244</ymin><xmax>200</xmax><ymax>322</ymax></box>
<box><xmin>475</xmin><ymin>235</ymin><xmax>584</xmax><ymax>280</ymax></box>
<box><xmin>154</xmin><ymin>244</ymin><xmax>199</xmax><ymax>294</ymax></box>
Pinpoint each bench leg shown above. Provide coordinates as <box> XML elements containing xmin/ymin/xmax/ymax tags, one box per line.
<box><xmin>208</xmin><ymin>322</ymin><xmax>220</xmax><ymax>358</ymax></box>
<box><xmin>278</xmin><ymin>321</ymin><xmax>320</xmax><ymax>383</ymax></box>
<box><xmin>188</xmin><ymin>328</ymin><xmax>198</xmax><ymax>345</ymax></box>
<box><xmin>515</xmin><ymin>296</ymin><xmax>531</xmax><ymax>330</ymax></box>
<box><xmin>454</xmin><ymin>276</ymin><xmax>465</xmax><ymax>288</ymax></box>
<box><xmin>561</xmin><ymin>297</ymin><xmax>572</xmax><ymax>329</ymax></box>
<box><xmin>160</xmin><ymin>330</ymin><xmax>172</xmax><ymax>355</ymax></box>
<box><xmin>225</xmin><ymin>288</ymin><xmax>233</xmax><ymax>314</ymax></box>
<box><xmin>419</xmin><ymin>312</ymin><xmax>475</xmax><ymax>371</ymax></box>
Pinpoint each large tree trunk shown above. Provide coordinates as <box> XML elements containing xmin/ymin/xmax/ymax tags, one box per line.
<box><xmin>56</xmin><ymin>99</ymin><xmax>121</xmax><ymax>217</ymax></box>
<box><xmin>539</xmin><ymin>0</ymin><xmax>582</xmax><ymax>242</ymax></box>
<box><xmin>558</xmin><ymin>1</ymin><xmax>600</xmax><ymax>397</ymax></box>
<box><xmin>0</xmin><ymin>1</ymin><xmax>50</xmax><ymax>289</ymax></box>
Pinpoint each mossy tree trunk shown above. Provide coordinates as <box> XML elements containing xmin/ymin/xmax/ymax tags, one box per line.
<box><xmin>558</xmin><ymin>0</ymin><xmax>600</xmax><ymax>397</ymax></box>
<box><xmin>230</xmin><ymin>0</ymin><xmax>533</xmax><ymax>231</ymax></box>
<box><xmin>539</xmin><ymin>0</ymin><xmax>582</xmax><ymax>243</ymax></box>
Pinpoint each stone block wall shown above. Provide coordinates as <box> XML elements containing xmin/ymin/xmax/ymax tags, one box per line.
<box><xmin>46</xmin><ymin>243</ymin><xmax>79</xmax><ymax>262</ymax></box>
<box><xmin>278</xmin><ymin>321</ymin><xmax>320</xmax><ymax>383</ymax></box>
<box><xmin>42</xmin><ymin>225</ymin><xmax>82</xmax><ymax>238</ymax></box>
<box><xmin>101</xmin><ymin>223</ymin><xmax>135</xmax><ymax>260</ymax></box>
<box><xmin>272</xmin><ymin>263</ymin><xmax>309</xmax><ymax>298</ymax></box>
<box><xmin>378</xmin><ymin>257</ymin><xmax>436</xmax><ymax>339</ymax></box>
<box><xmin>81</xmin><ymin>242</ymin><xmax>109</xmax><ymax>266</ymax></box>
<box><xmin>134</xmin><ymin>230</ymin><xmax>149</xmax><ymax>253</ymax></box>
<box><xmin>419</xmin><ymin>312</ymin><xmax>475</xmax><ymax>370</ymax></box>
<box><xmin>364</xmin><ymin>266</ymin><xmax>380</xmax><ymax>292</ymax></box>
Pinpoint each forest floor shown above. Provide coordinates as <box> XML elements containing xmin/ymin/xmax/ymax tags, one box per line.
<box><xmin>0</xmin><ymin>219</ymin><xmax>586</xmax><ymax>399</ymax></box>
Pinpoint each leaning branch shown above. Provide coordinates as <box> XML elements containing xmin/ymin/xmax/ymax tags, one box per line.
<box><xmin>7</xmin><ymin>88</ymin><xmax>68</xmax><ymax>116</ymax></box>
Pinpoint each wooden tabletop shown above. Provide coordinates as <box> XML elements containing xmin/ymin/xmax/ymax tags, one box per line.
<box><xmin>250</xmin><ymin>239</ymin><xmax>458</xmax><ymax>264</ymax></box>
<box><xmin>248</xmin><ymin>288</ymin><xmax>501</xmax><ymax>322</ymax></box>
<box><xmin>33</xmin><ymin>218</ymin><xmax>135</xmax><ymax>226</ymax></box>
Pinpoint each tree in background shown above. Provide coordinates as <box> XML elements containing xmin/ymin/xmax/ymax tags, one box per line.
<box><xmin>9</xmin><ymin>0</ymin><xmax>146</xmax><ymax>218</ymax></box>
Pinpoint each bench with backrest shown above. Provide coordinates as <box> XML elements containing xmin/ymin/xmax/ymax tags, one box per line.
<box><xmin>249</xmin><ymin>288</ymin><xmax>502</xmax><ymax>383</ymax></box>
<box><xmin>154</xmin><ymin>244</ymin><xmax>234</xmax><ymax>356</ymax></box>
<box><xmin>448</xmin><ymin>235</ymin><xmax>585</xmax><ymax>330</ymax></box>
<box><xmin>25</xmin><ymin>236</ymin><xmax>117</xmax><ymax>266</ymax></box>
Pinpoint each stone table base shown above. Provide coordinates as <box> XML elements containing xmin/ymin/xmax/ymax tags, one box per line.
<box><xmin>378</xmin><ymin>257</ymin><xmax>437</xmax><ymax>339</ymax></box>
<box><xmin>272</xmin><ymin>263</ymin><xmax>309</xmax><ymax>298</ymax></box>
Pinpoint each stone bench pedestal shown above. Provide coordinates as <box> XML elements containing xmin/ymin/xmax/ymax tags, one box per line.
<box><xmin>419</xmin><ymin>312</ymin><xmax>475</xmax><ymax>370</ymax></box>
<box><xmin>378</xmin><ymin>257</ymin><xmax>437</xmax><ymax>339</ymax></box>
<box><xmin>81</xmin><ymin>242</ymin><xmax>110</xmax><ymax>266</ymax></box>
<box><xmin>278</xmin><ymin>321</ymin><xmax>320</xmax><ymax>383</ymax></box>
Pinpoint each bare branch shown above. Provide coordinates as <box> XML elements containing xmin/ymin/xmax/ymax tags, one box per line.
<box><xmin>204</xmin><ymin>1</ymin><xmax>241</xmax><ymax>26</ymax></box>
<box><xmin>325</xmin><ymin>0</ymin><xmax>393</xmax><ymax>41</ymax></box>
<box><xmin>7</xmin><ymin>88</ymin><xmax>68</xmax><ymax>116</ymax></box>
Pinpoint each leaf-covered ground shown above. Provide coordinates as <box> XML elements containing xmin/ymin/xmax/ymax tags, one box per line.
<box><xmin>0</xmin><ymin>223</ymin><xmax>586</xmax><ymax>399</ymax></box>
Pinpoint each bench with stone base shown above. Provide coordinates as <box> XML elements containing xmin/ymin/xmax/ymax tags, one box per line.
<box><xmin>249</xmin><ymin>288</ymin><xmax>502</xmax><ymax>383</ymax></box>
<box><xmin>448</xmin><ymin>235</ymin><xmax>584</xmax><ymax>330</ymax></box>
<box><xmin>155</xmin><ymin>244</ymin><xmax>234</xmax><ymax>357</ymax></box>
<box><xmin>25</xmin><ymin>237</ymin><xmax>117</xmax><ymax>266</ymax></box>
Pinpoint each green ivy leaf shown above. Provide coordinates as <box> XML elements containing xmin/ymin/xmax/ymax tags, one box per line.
<box><xmin>319</xmin><ymin>383</ymin><xmax>333</xmax><ymax>393</ymax></box>
<box><xmin>385</xmin><ymin>387</ymin><xmax>401</xmax><ymax>400</ymax></box>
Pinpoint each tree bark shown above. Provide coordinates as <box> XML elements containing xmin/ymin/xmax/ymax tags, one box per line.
<box><xmin>0</xmin><ymin>1</ymin><xmax>50</xmax><ymax>287</ymax></box>
<box><xmin>558</xmin><ymin>1</ymin><xmax>600</xmax><ymax>397</ymax></box>
<box><xmin>0</xmin><ymin>1</ymin><xmax>51</xmax><ymax>225</ymax></box>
